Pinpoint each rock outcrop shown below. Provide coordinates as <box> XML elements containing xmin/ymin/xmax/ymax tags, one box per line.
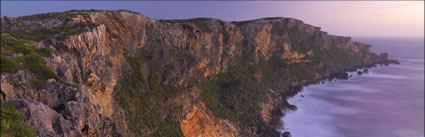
<box><xmin>1</xmin><ymin>10</ymin><xmax>398</xmax><ymax>137</ymax></box>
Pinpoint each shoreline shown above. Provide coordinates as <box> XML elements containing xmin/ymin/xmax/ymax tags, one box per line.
<box><xmin>272</xmin><ymin>59</ymin><xmax>400</xmax><ymax>137</ymax></box>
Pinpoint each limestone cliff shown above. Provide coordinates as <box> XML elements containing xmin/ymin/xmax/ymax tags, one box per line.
<box><xmin>1</xmin><ymin>10</ymin><xmax>396</xmax><ymax>137</ymax></box>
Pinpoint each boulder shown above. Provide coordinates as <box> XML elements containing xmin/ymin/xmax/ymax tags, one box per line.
<box><xmin>282</xmin><ymin>131</ymin><xmax>292</xmax><ymax>137</ymax></box>
<box><xmin>363</xmin><ymin>69</ymin><xmax>369</xmax><ymax>73</ymax></box>
<box><xmin>379</xmin><ymin>53</ymin><xmax>389</xmax><ymax>60</ymax></box>
<box><xmin>334</xmin><ymin>72</ymin><xmax>349</xmax><ymax>80</ymax></box>
<box><xmin>357</xmin><ymin>71</ymin><xmax>363</xmax><ymax>75</ymax></box>
<box><xmin>287</xmin><ymin>104</ymin><xmax>298</xmax><ymax>111</ymax></box>
<box><xmin>389</xmin><ymin>59</ymin><xmax>401</xmax><ymax>64</ymax></box>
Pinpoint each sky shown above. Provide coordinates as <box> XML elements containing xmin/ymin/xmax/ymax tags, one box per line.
<box><xmin>1</xmin><ymin>1</ymin><xmax>424</xmax><ymax>38</ymax></box>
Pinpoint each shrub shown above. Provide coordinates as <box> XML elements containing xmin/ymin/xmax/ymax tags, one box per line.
<box><xmin>114</xmin><ymin>55</ymin><xmax>185</xmax><ymax>137</ymax></box>
<box><xmin>231</xmin><ymin>20</ymin><xmax>253</xmax><ymax>27</ymax></box>
<box><xmin>4</xmin><ymin>19</ymin><xmax>95</xmax><ymax>42</ymax></box>
<box><xmin>1</xmin><ymin>33</ymin><xmax>16</xmax><ymax>46</ymax></box>
<box><xmin>0</xmin><ymin>56</ymin><xmax>20</xmax><ymax>73</ymax></box>
<box><xmin>15</xmin><ymin>53</ymin><xmax>61</xmax><ymax>81</ymax></box>
<box><xmin>161</xmin><ymin>18</ymin><xmax>212</xmax><ymax>32</ymax></box>
<box><xmin>200</xmin><ymin>64</ymin><xmax>269</xmax><ymax>127</ymax></box>
<box><xmin>0</xmin><ymin>104</ymin><xmax>36</xmax><ymax>137</ymax></box>
<box><xmin>17</xmin><ymin>11</ymin><xmax>74</xmax><ymax>22</ymax></box>
<box><xmin>10</xmin><ymin>40</ymin><xmax>35</xmax><ymax>54</ymax></box>
<box><xmin>2</xmin><ymin>39</ymin><xmax>35</xmax><ymax>55</ymax></box>
<box><xmin>38</xmin><ymin>47</ymin><xmax>52</xmax><ymax>56</ymax></box>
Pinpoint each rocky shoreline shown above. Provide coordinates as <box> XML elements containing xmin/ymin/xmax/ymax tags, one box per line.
<box><xmin>274</xmin><ymin>59</ymin><xmax>400</xmax><ymax>137</ymax></box>
<box><xmin>1</xmin><ymin>10</ymin><xmax>400</xmax><ymax>137</ymax></box>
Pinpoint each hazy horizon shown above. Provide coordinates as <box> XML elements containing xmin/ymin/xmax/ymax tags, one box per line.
<box><xmin>1</xmin><ymin>1</ymin><xmax>424</xmax><ymax>38</ymax></box>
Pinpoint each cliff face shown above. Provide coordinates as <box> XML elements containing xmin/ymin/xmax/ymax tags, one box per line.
<box><xmin>1</xmin><ymin>10</ymin><xmax>392</xmax><ymax>137</ymax></box>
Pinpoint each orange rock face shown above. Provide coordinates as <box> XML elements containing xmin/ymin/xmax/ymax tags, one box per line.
<box><xmin>180</xmin><ymin>102</ymin><xmax>237</xmax><ymax>137</ymax></box>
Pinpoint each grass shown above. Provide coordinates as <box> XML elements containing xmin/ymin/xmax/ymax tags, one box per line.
<box><xmin>0</xmin><ymin>56</ymin><xmax>20</xmax><ymax>73</ymax></box>
<box><xmin>17</xmin><ymin>11</ymin><xmax>74</xmax><ymax>22</ymax></box>
<box><xmin>230</xmin><ymin>20</ymin><xmax>254</xmax><ymax>27</ymax></box>
<box><xmin>16</xmin><ymin>9</ymin><xmax>99</xmax><ymax>22</ymax></box>
<box><xmin>114</xmin><ymin>55</ymin><xmax>185</xmax><ymax>137</ymax></box>
<box><xmin>200</xmin><ymin>63</ymin><xmax>273</xmax><ymax>129</ymax></box>
<box><xmin>262</xmin><ymin>17</ymin><xmax>282</xmax><ymax>20</ymax></box>
<box><xmin>4</xmin><ymin>23</ymin><xmax>94</xmax><ymax>42</ymax></box>
<box><xmin>159</xmin><ymin>18</ymin><xmax>212</xmax><ymax>32</ymax></box>
<box><xmin>1</xmin><ymin>10</ymin><xmax>376</xmax><ymax>137</ymax></box>
<box><xmin>37</xmin><ymin>47</ymin><xmax>52</xmax><ymax>57</ymax></box>
<box><xmin>0</xmin><ymin>34</ymin><xmax>61</xmax><ymax>82</ymax></box>
<box><xmin>287</xmin><ymin>62</ymin><xmax>315</xmax><ymax>81</ymax></box>
<box><xmin>16</xmin><ymin>53</ymin><xmax>61</xmax><ymax>81</ymax></box>
<box><xmin>199</xmin><ymin>39</ymin><xmax>373</xmax><ymax>136</ymax></box>
<box><xmin>3</xmin><ymin>40</ymin><xmax>35</xmax><ymax>55</ymax></box>
<box><xmin>3</xmin><ymin>11</ymin><xmax>98</xmax><ymax>42</ymax></box>
<box><xmin>0</xmin><ymin>104</ymin><xmax>36</xmax><ymax>137</ymax></box>
<box><xmin>1</xmin><ymin>33</ymin><xmax>17</xmax><ymax>46</ymax></box>
<box><xmin>231</xmin><ymin>17</ymin><xmax>282</xmax><ymax>27</ymax></box>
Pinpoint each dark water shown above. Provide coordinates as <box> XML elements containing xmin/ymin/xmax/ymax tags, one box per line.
<box><xmin>279</xmin><ymin>37</ymin><xmax>424</xmax><ymax>137</ymax></box>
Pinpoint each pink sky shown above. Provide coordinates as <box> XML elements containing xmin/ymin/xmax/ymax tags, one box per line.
<box><xmin>2</xmin><ymin>1</ymin><xmax>424</xmax><ymax>38</ymax></box>
<box><xmin>251</xmin><ymin>1</ymin><xmax>424</xmax><ymax>38</ymax></box>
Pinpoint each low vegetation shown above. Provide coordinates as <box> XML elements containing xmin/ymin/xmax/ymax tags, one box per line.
<box><xmin>114</xmin><ymin>55</ymin><xmax>185</xmax><ymax>137</ymax></box>
<box><xmin>199</xmin><ymin>27</ymin><xmax>371</xmax><ymax>136</ymax></box>
<box><xmin>4</xmin><ymin>23</ymin><xmax>96</xmax><ymax>42</ymax></box>
<box><xmin>0</xmin><ymin>56</ymin><xmax>20</xmax><ymax>73</ymax></box>
<box><xmin>0</xmin><ymin>104</ymin><xmax>36</xmax><ymax>137</ymax></box>
<box><xmin>231</xmin><ymin>17</ymin><xmax>282</xmax><ymax>27</ymax></box>
<box><xmin>37</xmin><ymin>47</ymin><xmax>53</xmax><ymax>57</ymax></box>
<box><xmin>0</xmin><ymin>33</ymin><xmax>61</xmax><ymax>83</ymax></box>
<box><xmin>230</xmin><ymin>20</ymin><xmax>254</xmax><ymax>27</ymax></box>
<box><xmin>16</xmin><ymin>9</ymin><xmax>99</xmax><ymax>22</ymax></box>
<box><xmin>3</xmin><ymin>10</ymin><xmax>98</xmax><ymax>42</ymax></box>
<box><xmin>159</xmin><ymin>18</ymin><xmax>212</xmax><ymax>32</ymax></box>
<box><xmin>200</xmin><ymin>54</ymin><xmax>291</xmax><ymax>136</ymax></box>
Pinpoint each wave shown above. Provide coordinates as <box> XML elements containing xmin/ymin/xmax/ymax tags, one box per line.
<box><xmin>395</xmin><ymin>130</ymin><xmax>425</xmax><ymax>137</ymax></box>
<box><xmin>400</xmin><ymin>59</ymin><xmax>425</xmax><ymax>63</ymax></box>
<box><xmin>305</xmin><ymin>82</ymin><xmax>379</xmax><ymax>93</ymax></box>
<box><xmin>362</xmin><ymin>72</ymin><xmax>409</xmax><ymax>79</ymax></box>
<box><xmin>391</xmin><ymin>65</ymin><xmax>425</xmax><ymax>71</ymax></box>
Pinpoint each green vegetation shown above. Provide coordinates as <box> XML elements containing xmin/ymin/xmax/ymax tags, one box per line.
<box><xmin>38</xmin><ymin>47</ymin><xmax>53</xmax><ymax>57</ymax></box>
<box><xmin>0</xmin><ymin>56</ymin><xmax>20</xmax><ymax>73</ymax></box>
<box><xmin>159</xmin><ymin>18</ymin><xmax>212</xmax><ymax>32</ymax></box>
<box><xmin>114</xmin><ymin>55</ymin><xmax>184</xmax><ymax>137</ymax></box>
<box><xmin>262</xmin><ymin>17</ymin><xmax>282</xmax><ymax>20</ymax></box>
<box><xmin>287</xmin><ymin>62</ymin><xmax>316</xmax><ymax>81</ymax></box>
<box><xmin>16</xmin><ymin>9</ymin><xmax>98</xmax><ymax>22</ymax></box>
<box><xmin>4</xmin><ymin>23</ymin><xmax>95</xmax><ymax>42</ymax></box>
<box><xmin>230</xmin><ymin>20</ymin><xmax>254</xmax><ymax>27</ymax></box>
<box><xmin>1</xmin><ymin>10</ymin><xmax>374</xmax><ymax>137</ymax></box>
<box><xmin>199</xmin><ymin>36</ymin><xmax>371</xmax><ymax>136</ymax></box>
<box><xmin>200</xmin><ymin>57</ymin><xmax>287</xmax><ymax>133</ymax></box>
<box><xmin>0</xmin><ymin>104</ymin><xmax>36</xmax><ymax>137</ymax></box>
<box><xmin>15</xmin><ymin>53</ymin><xmax>61</xmax><ymax>81</ymax></box>
<box><xmin>18</xmin><ymin>13</ymin><xmax>68</xmax><ymax>22</ymax></box>
<box><xmin>1</xmin><ymin>33</ymin><xmax>17</xmax><ymax>46</ymax></box>
<box><xmin>150</xmin><ymin>118</ymin><xmax>184</xmax><ymax>137</ymax></box>
<box><xmin>2</xmin><ymin>10</ymin><xmax>99</xmax><ymax>42</ymax></box>
<box><xmin>231</xmin><ymin>17</ymin><xmax>281</xmax><ymax>27</ymax></box>
<box><xmin>0</xmin><ymin>34</ymin><xmax>61</xmax><ymax>83</ymax></box>
<box><xmin>2</xmin><ymin>40</ymin><xmax>35</xmax><ymax>55</ymax></box>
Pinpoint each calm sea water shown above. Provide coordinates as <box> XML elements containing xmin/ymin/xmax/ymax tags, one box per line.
<box><xmin>279</xmin><ymin>37</ymin><xmax>424</xmax><ymax>137</ymax></box>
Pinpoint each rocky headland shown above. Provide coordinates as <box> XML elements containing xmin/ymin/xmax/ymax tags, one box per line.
<box><xmin>1</xmin><ymin>10</ymin><xmax>398</xmax><ymax>137</ymax></box>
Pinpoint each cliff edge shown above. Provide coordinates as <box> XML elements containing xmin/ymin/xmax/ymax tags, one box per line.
<box><xmin>1</xmin><ymin>10</ymin><xmax>397</xmax><ymax>137</ymax></box>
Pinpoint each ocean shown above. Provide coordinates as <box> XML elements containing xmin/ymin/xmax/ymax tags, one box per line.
<box><xmin>279</xmin><ymin>37</ymin><xmax>425</xmax><ymax>137</ymax></box>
